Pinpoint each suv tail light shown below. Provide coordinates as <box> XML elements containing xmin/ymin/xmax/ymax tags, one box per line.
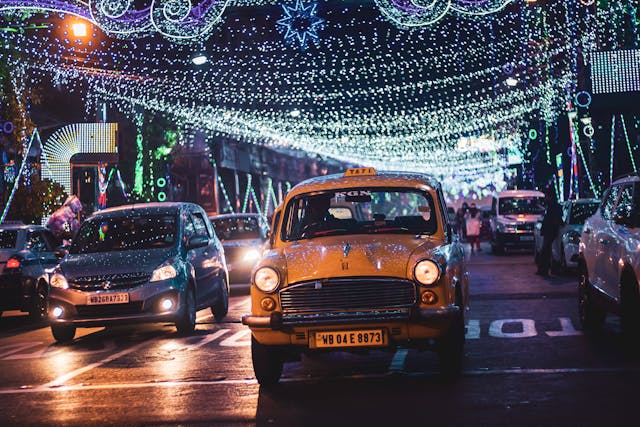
<box><xmin>5</xmin><ymin>258</ymin><xmax>21</xmax><ymax>269</ymax></box>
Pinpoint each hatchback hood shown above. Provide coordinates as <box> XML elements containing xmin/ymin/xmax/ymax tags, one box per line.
<box><xmin>283</xmin><ymin>234</ymin><xmax>439</xmax><ymax>283</ymax></box>
<box><xmin>60</xmin><ymin>248</ymin><xmax>176</xmax><ymax>279</ymax></box>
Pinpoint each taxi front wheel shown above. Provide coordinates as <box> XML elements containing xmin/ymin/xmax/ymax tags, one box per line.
<box><xmin>436</xmin><ymin>310</ymin><xmax>465</xmax><ymax>379</ymax></box>
<box><xmin>251</xmin><ymin>336</ymin><xmax>284</xmax><ymax>386</ymax></box>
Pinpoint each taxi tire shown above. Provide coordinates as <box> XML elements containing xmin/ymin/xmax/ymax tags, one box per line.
<box><xmin>578</xmin><ymin>267</ymin><xmax>605</xmax><ymax>330</ymax></box>
<box><xmin>176</xmin><ymin>288</ymin><xmax>196</xmax><ymax>335</ymax></box>
<box><xmin>437</xmin><ymin>309</ymin><xmax>464</xmax><ymax>379</ymax></box>
<box><xmin>51</xmin><ymin>325</ymin><xmax>76</xmax><ymax>343</ymax></box>
<box><xmin>212</xmin><ymin>279</ymin><xmax>229</xmax><ymax>322</ymax></box>
<box><xmin>251</xmin><ymin>336</ymin><xmax>283</xmax><ymax>386</ymax></box>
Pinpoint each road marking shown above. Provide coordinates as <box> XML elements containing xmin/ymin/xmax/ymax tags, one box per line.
<box><xmin>220</xmin><ymin>329</ymin><xmax>251</xmax><ymax>347</ymax></box>
<box><xmin>0</xmin><ymin>342</ymin><xmax>44</xmax><ymax>359</ymax></box>
<box><xmin>190</xmin><ymin>329</ymin><xmax>230</xmax><ymax>349</ymax></box>
<box><xmin>466</xmin><ymin>320</ymin><xmax>480</xmax><ymax>339</ymax></box>
<box><xmin>2</xmin><ymin>366</ymin><xmax>640</xmax><ymax>395</ymax></box>
<box><xmin>545</xmin><ymin>317</ymin><xmax>583</xmax><ymax>337</ymax></box>
<box><xmin>388</xmin><ymin>348</ymin><xmax>408</xmax><ymax>373</ymax></box>
<box><xmin>489</xmin><ymin>319</ymin><xmax>538</xmax><ymax>338</ymax></box>
<box><xmin>40</xmin><ymin>337</ymin><xmax>158</xmax><ymax>389</ymax></box>
<box><xmin>230</xmin><ymin>297</ymin><xmax>250</xmax><ymax>311</ymax></box>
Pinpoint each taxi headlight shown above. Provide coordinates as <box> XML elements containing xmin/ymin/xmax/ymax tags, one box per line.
<box><xmin>254</xmin><ymin>267</ymin><xmax>280</xmax><ymax>293</ymax></box>
<box><xmin>414</xmin><ymin>259</ymin><xmax>441</xmax><ymax>286</ymax></box>
<box><xmin>243</xmin><ymin>249</ymin><xmax>261</xmax><ymax>263</ymax></box>
<box><xmin>50</xmin><ymin>273</ymin><xmax>69</xmax><ymax>289</ymax></box>
<box><xmin>150</xmin><ymin>264</ymin><xmax>177</xmax><ymax>282</ymax></box>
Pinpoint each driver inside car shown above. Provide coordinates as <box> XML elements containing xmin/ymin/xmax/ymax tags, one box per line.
<box><xmin>295</xmin><ymin>195</ymin><xmax>337</xmax><ymax>238</ymax></box>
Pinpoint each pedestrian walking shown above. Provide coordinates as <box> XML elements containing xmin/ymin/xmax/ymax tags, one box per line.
<box><xmin>536</xmin><ymin>193</ymin><xmax>563</xmax><ymax>277</ymax></box>
<box><xmin>465</xmin><ymin>203</ymin><xmax>481</xmax><ymax>253</ymax></box>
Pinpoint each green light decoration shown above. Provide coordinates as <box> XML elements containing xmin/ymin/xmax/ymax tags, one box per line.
<box><xmin>242</xmin><ymin>173</ymin><xmax>252</xmax><ymax>213</ymax></box>
<box><xmin>573</xmin><ymin>126</ymin><xmax>599</xmax><ymax>199</ymax></box>
<box><xmin>620</xmin><ymin>114</ymin><xmax>638</xmax><ymax>174</ymax></box>
<box><xmin>217</xmin><ymin>174</ymin><xmax>235</xmax><ymax>214</ymax></box>
<box><xmin>0</xmin><ymin>129</ymin><xmax>38</xmax><ymax>224</ymax></box>
<box><xmin>134</xmin><ymin>114</ymin><xmax>144</xmax><ymax>196</ymax></box>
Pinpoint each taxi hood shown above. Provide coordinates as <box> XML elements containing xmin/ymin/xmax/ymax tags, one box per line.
<box><xmin>282</xmin><ymin>234</ymin><xmax>440</xmax><ymax>284</ymax></box>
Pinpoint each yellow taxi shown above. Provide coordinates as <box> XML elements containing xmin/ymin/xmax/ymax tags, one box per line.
<box><xmin>242</xmin><ymin>168</ymin><xmax>469</xmax><ymax>384</ymax></box>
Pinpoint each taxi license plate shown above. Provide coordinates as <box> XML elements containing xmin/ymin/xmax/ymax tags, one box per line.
<box><xmin>87</xmin><ymin>293</ymin><xmax>129</xmax><ymax>305</ymax></box>
<box><xmin>314</xmin><ymin>329</ymin><xmax>386</xmax><ymax>348</ymax></box>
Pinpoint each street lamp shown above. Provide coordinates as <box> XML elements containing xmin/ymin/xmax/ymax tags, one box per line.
<box><xmin>505</xmin><ymin>77</ymin><xmax>519</xmax><ymax>87</ymax></box>
<box><xmin>191</xmin><ymin>53</ymin><xmax>208</xmax><ymax>66</ymax></box>
<box><xmin>71</xmin><ymin>22</ymin><xmax>87</xmax><ymax>38</ymax></box>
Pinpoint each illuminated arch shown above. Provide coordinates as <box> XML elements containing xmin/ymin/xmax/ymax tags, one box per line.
<box><xmin>41</xmin><ymin>123</ymin><xmax>118</xmax><ymax>193</ymax></box>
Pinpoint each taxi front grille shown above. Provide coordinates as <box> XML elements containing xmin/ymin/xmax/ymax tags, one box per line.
<box><xmin>69</xmin><ymin>273</ymin><xmax>151</xmax><ymax>291</ymax></box>
<box><xmin>279</xmin><ymin>277</ymin><xmax>416</xmax><ymax>314</ymax></box>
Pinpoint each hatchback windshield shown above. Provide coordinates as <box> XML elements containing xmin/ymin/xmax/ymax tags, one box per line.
<box><xmin>569</xmin><ymin>202</ymin><xmax>599</xmax><ymax>225</ymax></box>
<box><xmin>499</xmin><ymin>197</ymin><xmax>545</xmax><ymax>215</ymax></box>
<box><xmin>282</xmin><ymin>188</ymin><xmax>437</xmax><ymax>241</ymax></box>
<box><xmin>210</xmin><ymin>216</ymin><xmax>261</xmax><ymax>240</ymax></box>
<box><xmin>70</xmin><ymin>214</ymin><xmax>177</xmax><ymax>254</ymax></box>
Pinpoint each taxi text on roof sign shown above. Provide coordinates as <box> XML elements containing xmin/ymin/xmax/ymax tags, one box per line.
<box><xmin>344</xmin><ymin>167</ymin><xmax>377</xmax><ymax>177</ymax></box>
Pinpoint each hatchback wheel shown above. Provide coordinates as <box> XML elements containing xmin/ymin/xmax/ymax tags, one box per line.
<box><xmin>51</xmin><ymin>325</ymin><xmax>76</xmax><ymax>343</ymax></box>
<box><xmin>211</xmin><ymin>280</ymin><xmax>229</xmax><ymax>322</ymax></box>
<box><xmin>176</xmin><ymin>288</ymin><xmax>196</xmax><ymax>335</ymax></box>
<box><xmin>578</xmin><ymin>268</ymin><xmax>605</xmax><ymax>330</ymax></box>
<box><xmin>251</xmin><ymin>336</ymin><xmax>284</xmax><ymax>386</ymax></box>
<box><xmin>29</xmin><ymin>285</ymin><xmax>47</xmax><ymax>322</ymax></box>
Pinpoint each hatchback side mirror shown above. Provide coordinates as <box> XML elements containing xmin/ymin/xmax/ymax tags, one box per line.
<box><xmin>187</xmin><ymin>235</ymin><xmax>209</xmax><ymax>250</ymax></box>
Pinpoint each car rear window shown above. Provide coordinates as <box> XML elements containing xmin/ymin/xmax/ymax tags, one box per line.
<box><xmin>70</xmin><ymin>214</ymin><xmax>178</xmax><ymax>254</ymax></box>
<box><xmin>0</xmin><ymin>230</ymin><xmax>18</xmax><ymax>249</ymax></box>
<box><xmin>569</xmin><ymin>203</ymin><xmax>599</xmax><ymax>225</ymax></box>
<box><xmin>210</xmin><ymin>216</ymin><xmax>261</xmax><ymax>240</ymax></box>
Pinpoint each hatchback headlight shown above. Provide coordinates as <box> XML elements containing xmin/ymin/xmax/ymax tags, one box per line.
<box><xmin>150</xmin><ymin>263</ymin><xmax>177</xmax><ymax>282</ymax></box>
<box><xmin>254</xmin><ymin>267</ymin><xmax>280</xmax><ymax>293</ymax></box>
<box><xmin>50</xmin><ymin>273</ymin><xmax>69</xmax><ymax>289</ymax></box>
<box><xmin>414</xmin><ymin>259</ymin><xmax>441</xmax><ymax>286</ymax></box>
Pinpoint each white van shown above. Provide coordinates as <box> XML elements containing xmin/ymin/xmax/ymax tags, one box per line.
<box><xmin>489</xmin><ymin>190</ymin><xmax>546</xmax><ymax>253</ymax></box>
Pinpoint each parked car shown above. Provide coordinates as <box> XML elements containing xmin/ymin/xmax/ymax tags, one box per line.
<box><xmin>578</xmin><ymin>176</ymin><xmax>640</xmax><ymax>335</ymax></box>
<box><xmin>489</xmin><ymin>190</ymin><xmax>546</xmax><ymax>253</ymax></box>
<box><xmin>0</xmin><ymin>223</ymin><xmax>63</xmax><ymax>320</ymax></box>
<box><xmin>208</xmin><ymin>213</ymin><xmax>270</xmax><ymax>284</ymax></box>
<box><xmin>45</xmin><ymin>202</ymin><xmax>229</xmax><ymax>342</ymax></box>
<box><xmin>533</xmin><ymin>198</ymin><xmax>600</xmax><ymax>274</ymax></box>
<box><xmin>243</xmin><ymin>167</ymin><xmax>468</xmax><ymax>384</ymax></box>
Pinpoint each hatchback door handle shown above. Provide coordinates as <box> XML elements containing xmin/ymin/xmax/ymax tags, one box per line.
<box><xmin>599</xmin><ymin>238</ymin><xmax>610</xmax><ymax>245</ymax></box>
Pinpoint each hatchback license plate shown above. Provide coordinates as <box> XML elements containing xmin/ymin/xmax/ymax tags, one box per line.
<box><xmin>87</xmin><ymin>293</ymin><xmax>129</xmax><ymax>305</ymax></box>
<box><xmin>314</xmin><ymin>329</ymin><xmax>386</xmax><ymax>348</ymax></box>
<box><xmin>520</xmin><ymin>235</ymin><xmax>534</xmax><ymax>241</ymax></box>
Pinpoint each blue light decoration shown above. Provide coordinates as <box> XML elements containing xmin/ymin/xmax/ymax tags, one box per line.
<box><xmin>277</xmin><ymin>0</ymin><xmax>325</xmax><ymax>51</ymax></box>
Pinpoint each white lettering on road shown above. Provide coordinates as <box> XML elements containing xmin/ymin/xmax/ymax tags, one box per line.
<box><xmin>545</xmin><ymin>317</ymin><xmax>583</xmax><ymax>337</ymax></box>
<box><xmin>220</xmin><ymin>329</ymin><xmax>251</xmax><ymax>347</ymax></box>
<box><xmin>190</xmin><ymin>329</ymin><xmax>230</xmax><ymax>350</ymax></box>
<box><xmin>465</xmin><ymin>320</ymin><xmax>480</xmax><ymax>339</ymax></box>
<box><xmin>388</xmin><ymin>348</ymin><xmax>409</xmax><ymax>372</ymax></box>
<box><xmin>489</xmin><ymin>319</ymin><xmax>538</xmax><ymax>338</ymax></box>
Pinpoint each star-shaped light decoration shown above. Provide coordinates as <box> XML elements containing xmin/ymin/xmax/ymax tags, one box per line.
<box><xmin>277</xmin><ymin>0</ymin><xmax>325</xmax><ymax>51</ymax></box>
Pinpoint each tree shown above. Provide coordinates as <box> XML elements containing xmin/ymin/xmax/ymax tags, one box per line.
<box><xmin>5</xmin><ymin>175</ymin><xmax>67</xmax><ymax>224</ymax></box>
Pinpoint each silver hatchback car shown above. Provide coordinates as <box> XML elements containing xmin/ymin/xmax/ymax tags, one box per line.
<box><xmin>46</xmin><ymin>202</ymin><xmax>229</xmax><ymax>342</ymax></box>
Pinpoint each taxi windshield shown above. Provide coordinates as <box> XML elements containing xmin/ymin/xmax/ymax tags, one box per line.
<box><xmin>282</xmin><ymin>187</ymin><xmax>437</xmax><ymax>241</ymax></box>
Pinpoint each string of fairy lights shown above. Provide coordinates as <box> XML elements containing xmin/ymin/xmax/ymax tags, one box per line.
<box><xmin>1</xmin><ymin>1</ymin><xmax>637</xmax><ymax>200</ymax></box>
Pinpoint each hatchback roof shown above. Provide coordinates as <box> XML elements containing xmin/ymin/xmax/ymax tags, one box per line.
<box><xmin>209</xmin><ymin>213</ymin><xmax>262</xmax><ymax>220</ymax></box>
<box><xmin>89</xmin><ymin>202</ymin><xmax>196</xmax><ymax>217</ymax></box>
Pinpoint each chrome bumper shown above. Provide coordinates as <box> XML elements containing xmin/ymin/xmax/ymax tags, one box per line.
<box><xmin>242</xmin><ymin>306</ymin><xmax>460</xmax><ymax>329</ymax></box>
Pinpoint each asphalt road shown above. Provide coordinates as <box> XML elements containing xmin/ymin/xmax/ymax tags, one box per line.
<box><xmin>1</xmin><ymin>242</ymin><xmax>639</xmax><ymax>426</ymax></box>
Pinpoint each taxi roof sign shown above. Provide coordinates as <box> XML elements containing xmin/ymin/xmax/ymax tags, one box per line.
<box><xmin>344</xmin><ymin>167</ymin><xmax>377</xmax><ymax>177</ymax></box>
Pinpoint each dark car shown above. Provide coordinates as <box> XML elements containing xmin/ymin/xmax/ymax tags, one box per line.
<box><xmin>0</xmin><ymin>223</ymin><xmax>63</xmax><ymax>320</ymax></box>
<box><xmin>46</xmin><ymin>202</ymin><xmax>229</xmax><ymax>342</ymax></box>
<box><xmin>208</xmin><ymin>213</ymin><xmax>269</xmax><ymax>284</ymax></box>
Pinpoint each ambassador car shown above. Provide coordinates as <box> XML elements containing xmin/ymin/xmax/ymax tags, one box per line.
<box><xmin>242</xmin><ymin>168</ymin><xmax>469</xmax><ymax>384</ymax></box>
<box><xmin>46</xmin><ymin>202</ymin><xmax>229</xmax><ymax>342</ymax></box>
